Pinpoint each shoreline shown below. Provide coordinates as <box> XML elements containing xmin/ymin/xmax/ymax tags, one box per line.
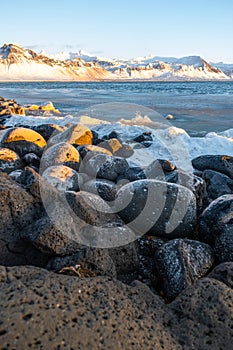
<box><xmin>0</xmin><ymin>95</ymin><xmax>232</xmax><ymax>349</ymax></box>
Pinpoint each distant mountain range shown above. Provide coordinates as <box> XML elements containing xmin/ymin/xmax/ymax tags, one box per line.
<box><xmin>0</xmin><ymin>43</ymin><xmax>232</xmax><ymax>81</ymax></box>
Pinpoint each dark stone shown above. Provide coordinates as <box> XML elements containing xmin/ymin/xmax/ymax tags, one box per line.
<box><xmin>0</xmin><ymin>266</ymin><xmax>177</xmax><ymax>350</ymax></box>
<box><xmin>166</xmin><ymin>170</ymin><xmax>207</xmax><ymax>213</ymax></box>
<box><xmin>214</xmin><ymin>224</ymin><xmax>233</xmax><ymax>262</ymax></box>
<box><xmin>113</xmin><ymin>179</ymin><xmax>196</xmax><ymax>238</ymax></box>
<box><xmin>154</xmin><ymin>239</ymin><xmax>214</xmax><ymax>301</ymax></box>
<box><xmin>203</xmin><ymin>169</ymin><xmax>233</xmax><ymax>201</ymax></box>
<box><xmin>22</xmin><ymin>152</ymin><xmax>40</xmax><ymax>168</ymax></box>
<box><xmin>168</xmin><ymin>278</ymin><xmax>233</xmax><ymax>349</ymax></box>
<box><xmin>118</xmin><ymin>166</ymin><xmax>146</xmax><ymax>182</ymax></box>
<box><xmin>208</xmin><ymin>262</ymin><xmax>233</xmax><ymax>288</ymax></box>
<box><xmin>21</xmin><ymin>215</ymin><xmax>82</xmax><ymax>256</ymax></box>
<box><xmin>65</xmin><ymin>190</ymin><xmax>121</xmax><ymax>227</ymax></box>
<box><xmin>47</xmin><ymin>246</ymin><xmax>117</xmax><ymax>278</ymax></box>
<box><xmin>108</xmin><ymin>242</ymin><xmax>139</xmax><ymax>277</ymax></box>
<box><xmin>81</xmin><ymin>178</ymin><xmax>117</xmax><ymax>202</ymax></box>
<box><xmin>1</xmin><ymin>140</ymin><xmax>44</xmax><ymax>156</ymax></box>
<box><xmin>84</xmin><ymin>154</ymin><xmax>129</xmax><ymax>182</ymax></box>
<box><xmin>32</xmin><ymin>124</ymin><xmax>64</xmax><ymax>141</ymax></box>
<box><xmin>133</xmin><ymin>131</ymin><xmax>153</xmax><ymax>143</ymax></box>
<box><xmin>192</xmin><ymin>155</ymin><xmax>233</xmax><ymax>179</ymax></box>
<box><xmin>198</xmin><ymin>194</ymin><xmax>233</xmax><ymax>245</ymax></box>
<box><xmin>0</xmin><ymin>148</ymin><xmax>23</xmax><ymax>173</ymax></box>
<box><xmin>0</xmin><ymin>266</ymin><xmax>232</xmax><ymax>349</ymax></box>
<box><xmin>0</xmin><ymin>172</ymin><xmax>47</xmax><ymax>265</ymax></box>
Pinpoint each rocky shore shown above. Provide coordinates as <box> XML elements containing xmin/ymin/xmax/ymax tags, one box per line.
<box><xmin>0</xmin><ymin>97</ymin><xmax>232</xmax><ymax>349</ymax></box>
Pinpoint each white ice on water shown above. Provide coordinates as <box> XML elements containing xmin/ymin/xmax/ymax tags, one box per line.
<box><xmin>4</xmin><ymin>113</ymin><xmax>233</xmax><ymax>171</ymax></box>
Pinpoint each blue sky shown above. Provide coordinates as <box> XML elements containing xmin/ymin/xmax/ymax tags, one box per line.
<box><xmin>1</xmin><ymin>0</ymin><xmax>233</xmax><ymax>62</ymax></box>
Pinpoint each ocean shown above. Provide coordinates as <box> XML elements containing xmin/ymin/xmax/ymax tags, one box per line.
<box><xmin>0</xmin><ymin>81</ymin><xmax>233</xmax><ymax>136</ymax></box>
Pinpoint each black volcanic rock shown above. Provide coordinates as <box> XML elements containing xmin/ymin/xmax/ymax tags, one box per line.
<box><xmin>192</xmin><ymin>155</ymin><xmax>233</xmax><ymax>179</ymax></box>
<box><xmin>198</xmin><ymin>194</ymin><xmax>233</xmax><ymax>245</ymax></box>
<box><xmin>154</xmin><ymin>239</ymin><xmax>214</xmax><ymax>301</ymax></box>
<box><xmin>203</xmin><ymin>169</ymin><xmax>233</xmax><ymax>201</ymax></box>
<box><xmin>84</xmin><ymin>154</ymin><xmax>130</xmax><ymax>182</ymax></box>
<box><xmin>0</xmin><ymin>266</ymin><xmax>232</xmax><ymax>349</ymax></box>
<box><xmin>113</xmin><ymin>179</ymin><xmax>196</xmax><ymax>238</ymax></box>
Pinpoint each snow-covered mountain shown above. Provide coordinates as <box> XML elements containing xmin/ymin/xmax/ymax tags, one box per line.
<box><xmin>0</xmin><ymin>43</ymin><xmax>231</xmax><ymax>81</ymax></box>
<box><xmin>211</xmin><ymin>62</ymin><xmax>233</xmax><ymax>79</ymax></box>
<box><xmin>0</xmin><ymin>43</ymin><xmax>113</xmax><ymax>81</ymax></box>
<box><xmin>46</xmin><ymin>49</ymin><xmax>230</xmax><ymax>80</ymax></box>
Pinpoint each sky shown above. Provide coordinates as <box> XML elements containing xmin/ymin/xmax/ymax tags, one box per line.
<box><xmin>1</xmin><ymin>0</ymin><xmax>233</xmax><ymax>62</ymax></box>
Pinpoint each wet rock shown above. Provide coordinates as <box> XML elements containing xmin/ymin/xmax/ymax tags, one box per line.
<box><xmin>21</xmin><ymin>215</ymin><xmax>81</xmax><ymax>256</ymax></box>
<box><xmin>166</xmin><ymin>170</ymin><xmax>207</xmax><ymax>213</ymax></box>
<box><xmin>84</xmin><ymin>153</ymin><xmax>129</xmax><ymax>182</ymax></box>
<box><xmin>192</xmin><ymin>155</ymin><xmax>233</xmax><ymax>179</ymax></box>
<box><xmin>77</xmin><ymin>144</ymin><xmax>112</xmax><ymax>163</ymax></box>
<box><xmin>65</xmin><ymin>190</ymin><xmax>121</xmax><ymax>227</ymax></box>
<box><xmin>136</xmin><ymin>236</ymin><xmax>165</xmax><ymax>287</ymax></box>
<box><xmin>0</xmin><ymin>147</ymin><xmax>23</xmax><ymax>173</ymax></box>
<box><xmin>203</xmin><ymin>169</ymin><xmax>233</xmax><ymax>201</ymax></box>
<box><xmin>113</xmin><ymin>179</ymin><xmax>196</xmax><ymax>238</ymax></box>
<box><xmin>133</xmin><ymin>131</ymin><xmax>153</xmax><ymax>144</ymax></box>
<box><xmin>99</xmin><ymin>138</ymin><xmax>134</xmax><ymax>158</ymax></box>
<box><xmin>9</xmin><ymin>169</ymin><xmax>23</xmax><ymax>181</ymax></box>
<box><xmin>214</xmin><ymin>225</ymin><xmax>233</xmax><ymax>262</ymax></box>
<box><xmin>0</xmin><ymin>127</ymin><xmax>46</xmax><ymax>156</ymax></box>
<box><xmin>208</xmin><ymin>262</ymin><xmax>233</xmax><ymax>288</ymax></box>
<box><xmin>22</xmin><ymin>152</ymin><xmax>40</xmax><ymax>168</ymax></box>
<box><xmin>48</xmin><ymin>124</ymin><xmax>93</xmax><ymax>146</ymax></box>
<box><xmin>81</xmin><ymin>178</ymin><xmax>117</xmax><ymax>202</ymax></box>
<box><xmin>198</xmin><ymin>194</ymin><xmax>233</xmax><ymax>245</ymax></box>
<box><xmin>41</xmin><ymin>142</ymin><xmax>80</xmax><ymax>171</ymax></box>
<box><xmin>47</xmin><ymin>246</ymin><xmax>117</xmax><ymax>278</ymax></box>
<box><xmin>42</xmin><ymin>165</ymin><xmax>81</xmax><ymax>192</ymax></box>
<box><xmin>154</xmin><ymin>239</ymin><xmax>214</xmax><ymax>301</ymax></box>
<box><xmin>32</xmin><ymin>123</ymin><xmax>65</xmax><ymax>141</ymax></box>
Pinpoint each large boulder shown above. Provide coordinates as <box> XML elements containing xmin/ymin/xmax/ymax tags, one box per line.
<box><xmin>168</xmin><ymin>278</ymin><xmax>233</xmax><ymax>349</ymax></box>
<box><xmin>84</xmin><ymin>153</ymin><xmax>130</xmax><ymax>182</ymax></box>
<box><xmin>0</xmin><ymin>172</ymin><xmax>47</xmax><ymax>266</ymax></box>
<box><xmin>42</xmin><ymin>165</ymin><xmax>81</xmax><ymax>192</ymax></box>
<box><xmin>113</xmin><ymin>179</ymin><xmax>197</xmax><ymax>238</ymax></box>
<box><xmin>0</xmin><ymin>127</ymin><xmax>46</xmax><ymax>156</ymax></box>
<box><xmin>0</xmin><ymin>147</ymin><xmax>22</xmax><ymax>173</ymax></box>
<box><xmin>192</xmin><ymin>155</ymin><xmax>233</xmax><ymax>179</ymax></box>
<box><xmin>81</xmin><ymin>178</ymin><xmax>117</xmax><ymax>202</ymax></box>
<box><xmin>208</xmin><ymin>262</ymin><xmax>233</xmax><ymax>288</ymax></box>
<box><xmin>41</xmin><ymin>142</ymin><xmax>80</xmax><ymax>171</ymax></box>
<box><xmin>154</xmin><ymin>239</ymin><xmax>214</xmax><ymax>301</ymax></box>
<box><xmin>203</xmin><ymin>169</ymin><xmax>233</xmax><ymax>201</ymax></box>
<box><xmin>48</xmin><ymin>124</ymin><xmax>93</xmax><ymax>146</ymax></box>
<box><xmin>0</xmin><ymin>266</ymin><xmax>232</xmax><ymax>349</ymax></box>
<box><xmin>31</xmin><ymin>124</ymin><xmax>65</xmax><ymax>141</ymax></box>
<box><xmin>198</xmin><ymin>194</ymin><xmax>233</xmax><ymax>245</ymax></box>
<box><xmin>21</xmin><ymin>215</ymin><xmax>81</xmax><ymax>256</ymax></box>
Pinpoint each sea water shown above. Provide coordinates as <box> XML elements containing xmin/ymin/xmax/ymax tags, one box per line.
<box><xmin>0</xmin><ymin>81</ymin><xmax>232</xmax><ymax>170</ymax></box>
<box><xmin>0</xmin><ymin>81</ymin><xmax>233</xmax><ymax>136</ymax></box>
